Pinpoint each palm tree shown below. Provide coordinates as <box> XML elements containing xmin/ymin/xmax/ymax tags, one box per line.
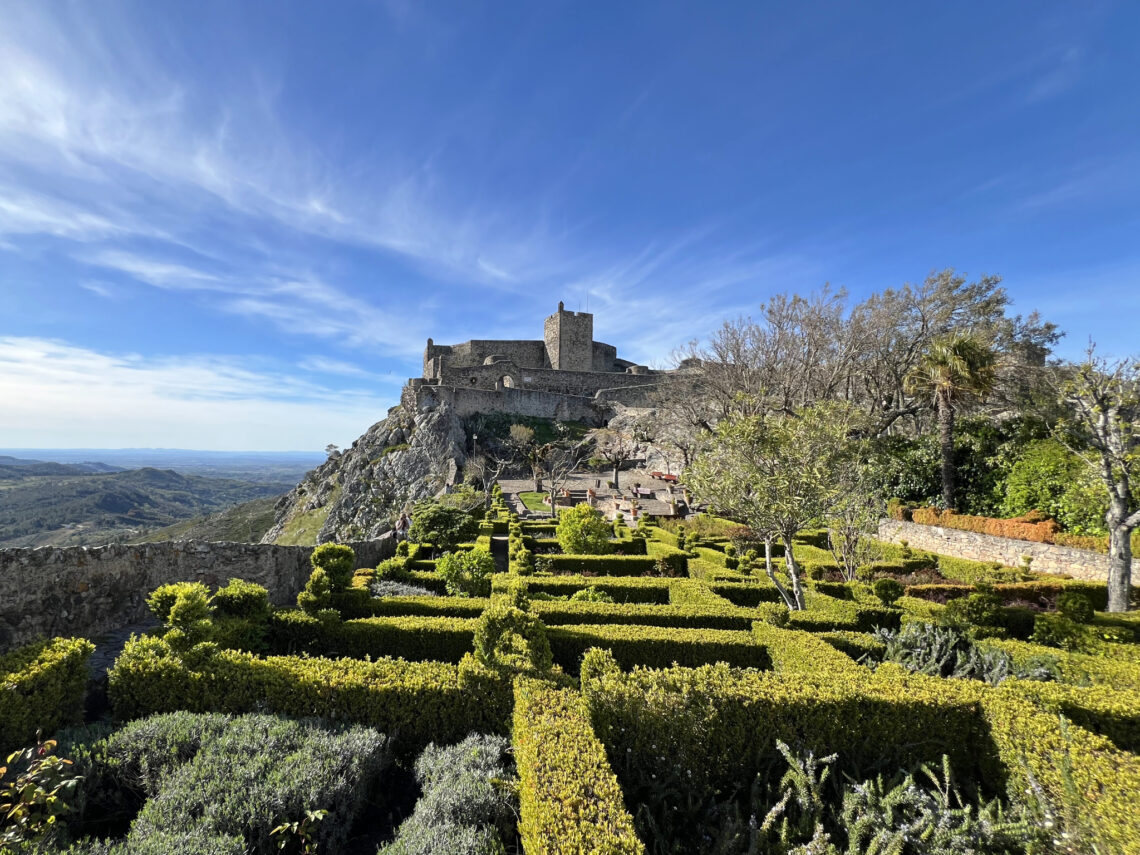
<box><xmin>905</xmin><ymin>335</ymin><xmax>997</xmax><ymax>510</ymax></box>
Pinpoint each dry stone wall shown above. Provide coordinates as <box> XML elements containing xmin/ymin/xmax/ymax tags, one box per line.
<box><xmin>877</xmin><ymin>519</ymin><xmax>1132</xmax><ymax>582</ymax></box>
<box><xmin>0</xmin><ymin>538</ymin><xmax>392</xmax><ymax>652</ymax></box>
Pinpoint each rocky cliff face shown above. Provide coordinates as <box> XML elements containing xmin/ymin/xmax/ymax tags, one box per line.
<box><xmin>261</xmin><ymin>395</ymin><xmax>468</xmax><ymax>545</ymax></box>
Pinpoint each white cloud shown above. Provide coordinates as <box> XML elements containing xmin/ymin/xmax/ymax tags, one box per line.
<box><xmin>0</xmin><ymin>337</ymin><xmax>395</xmax><ymax>450</ymax></box>
<box><xmin>78</xmin><ymin>280</ymin><xmax>118</xmax><ymax>299</ymax></box>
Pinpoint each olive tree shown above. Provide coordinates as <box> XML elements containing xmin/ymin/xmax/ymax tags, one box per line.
<box><xmin>589</xmin><ymin>428</ymin><xmax>636</xmax><ymax>490</ymax></box>
<box><xmin>688</xmin><ymin>403</ymin><xmax>860</xmax><ymax>610</ymax></box>
<box><xmin>1056</xmin><ymin>351</ymin><xmax>1140</xmax><ymax>612</ymax></box>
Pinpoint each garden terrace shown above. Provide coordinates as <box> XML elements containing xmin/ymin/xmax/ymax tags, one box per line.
<box><xmin>5</xmin><ymin>514</ymin><xmax>1140</xmax><ymax>853</ymax></box>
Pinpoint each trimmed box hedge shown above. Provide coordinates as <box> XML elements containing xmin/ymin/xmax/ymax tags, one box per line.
<box><xmin>533</xmin><ymin>600</ymin><xmax>757</xmax><ymax>631</ymax></box>
<box><xmin>817</xmin><ymin>629</ymin><xmax>887</xmax><ymax>663</ymax></box>
<box><xmin>269</xmin><ymin>610</ymin><xmax>476</xmax><ymax>663</ymax></box>
<box><xmin>906</xmin><ymin>580</ymin><xmax>1109</xmax><ymax>611</ymax></box>
<box><xmin>0</xmin><ymin>636</ymin><xmax>94</xmax><ymax>753</ymax></box>
<box><xmin>548</xmin><ymin>624</ymin><xmax>770</xmax><ymax>673</ymax></box>
<box><xmin>1001</xmin><ymin>678</ymin><xmax>1140</xmax><ymax>754</ymax></box>
<box><xmin>341</xmin><ymin>593</ymin><xmax>490</xmax><ymax>620</ymax></box>
<box><xmin>710</xmin><ymin>582</ymin><xmax>785</xmax><ymax>607</ymax></box>
<box><xmin>544</xmin><ymin>555</ymin><xmax>660</xmax><ymax>576</ymax></box>
<box><xmin>512</xmin><ymin>678</ymin><xmax>644</xmax><ymax>854</ymax></box>
<box><xmin>491</xmin><ymin>575</ymin><xmax>672</xmax><ymax>604</ymax></box>
<box><xmin>645</xmin><ymin>540</ymin><xmax>690</xmax><ymax>576</ymax></box>
<box><xmin>667</xmin><ymin>579</ymin><xmax>736</xmax><ymax>609</ymax></box>
<box><xmin>973</xmin><ymin>681</ymin><xmax>1140</xmax><ymax>854</ymax></box>
<box><xmin>581</xmin><ymin>654</ymin><xmax>991</xmax><ymax>817</ymax></box>
<box><xmin>108</xmin><ymin>635</ymin><xmax>510</xmax><ymax>754</ymax></box>
<box><xmin>756</xmin><ymin>593</ymin><xmax>901</xmax><ymax>633</ymax></box>
<box><xmin>982</xmin><ymin>637</ymin><xmax>1140</xmax><ymax>692</ymax></box>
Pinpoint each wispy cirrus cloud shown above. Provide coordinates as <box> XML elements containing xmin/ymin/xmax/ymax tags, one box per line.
<box><xmin>0</xmin><ymin>336</ymin><xmax>391</xmax><ymax>450</ymax></box>
<box><xmin>0</xmin><ymin>3</ymin><xmax>571</xmax><ymax>293</ymax></box>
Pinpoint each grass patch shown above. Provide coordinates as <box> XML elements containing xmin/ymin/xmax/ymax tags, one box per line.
<box><xmin>274</xmin><ymin>483</ymin><xmax>341</xmax><ymax>546</ymax></box>
<box><xmin>518</xmin><ymin>491</ymin><xmax>550</xmax><ymax>513</ymax></box>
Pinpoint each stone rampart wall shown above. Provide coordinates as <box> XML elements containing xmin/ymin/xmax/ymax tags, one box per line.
<box><xmin>413</xmin><ymin>384</ymin><xmax>608</xmax><ymax>425</ymax></box>
<box><xmin>877</xmin><ymin>519</ymin><xmax>1132</xmax><ymax>582</ymax></box>
<box><xmin>594</xmin><ymin>383</ymin><xmax>665</xmax><ymax>407</ymax></box>
<box><xmin>439</xmin><ymin>340</ymin><xmax>549</xmax><ymax>371</ymax></box>
<box><xmin>0</xmin><ymin>538</ymin><xmax>392</xmax><ymax>652</ymax></box>
<box><xmin>436</xmin><ymin>363</ymin><xmax>658</xmax><ymax>397</ymax></box>
<box><xmin>591</xmin><ymin>341</ymin><xmax>619</xmax><ymax>372</ymax></box>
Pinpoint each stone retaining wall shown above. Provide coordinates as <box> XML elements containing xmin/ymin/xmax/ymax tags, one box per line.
<box><xmin>877</xmin><ymin>519</ymin><xmax>1132</xmax><ymax>582</ymax></box>
<box><xmin>0</xmin><ymin>538</ymin><xmax>392</xmax><ymax>652</ymax></box>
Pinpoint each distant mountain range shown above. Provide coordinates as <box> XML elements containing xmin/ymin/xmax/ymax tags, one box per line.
<box><xmin>0</xmin><ymin>455</ymin><xmax>297</xmax><ymax>548</ymax></box>
<box><xmin>0</xmin><ymin>455</ymin><xmax>126</xmax><ymax>477</ymax></box>
<box><xmin>0</xmin><ymin>449</ymin><xmax>324</xmax><ymax>484</ymax></box>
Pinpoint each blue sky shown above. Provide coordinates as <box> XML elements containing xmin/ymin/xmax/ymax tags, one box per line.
<box><xmin>1</xmin><ymin>1</ymin><xmax>1137</xmax><ymax>450</ymax></box>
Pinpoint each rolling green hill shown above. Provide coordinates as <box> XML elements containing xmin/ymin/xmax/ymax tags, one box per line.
<box><xmin>0</xmin><ymin>468</ymin><xmax>285</xmax><ymax>548</ymax></box>
<box><xmin>132</xmin><ymin>495</ymin><xmax>282</xmax><ymax>544</ymax></box>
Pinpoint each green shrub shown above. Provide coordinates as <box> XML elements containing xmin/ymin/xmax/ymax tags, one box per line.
<box><xmin>941</xmin><ymin>589</ymin><xmax>1003</xmax><ymax>629</ymax></box>
<box><xmin>532</xmin><ymin>600</ymin><xmax>755</xmax><ymax>631</ymax></box>
<box><xmin>268</xmin><ymin>610</ymin><xmax>476</xmax><ymax>663</ymax></box>
<box><xmin>581</xmin><ymin>657</ymin><xmax>988</xmax><ymax>852</ymax></box>
<box><xmin>549</xmin><ymin>625</ymin><xmax>770</xmax><ymax>673</ymax></box>
<box><xmin>978</xmin><ymin>688</ymin><xmax>1140</xmax><ymax>853</ymax></box>
<box><xmin>210</xmin><ymin>579</ymin><xmax>270</xmax><ymax>620</ymax></box>
<box><xmin>379</xmin><ymin>734</ymin><xmax>517</xmax><ymax>855</ymax></box>
<box><xmin>106</xmin><ymin>712</ymin><xmax>389</xmax><ymax>855</ymax></box>
<box><xmin>108</xmin><ymin>637</ymin><xmax>512</xmax><ymax>756</ymax></box>
<box><xmin>163</xmin><ymin>585</ymin><xmax>215</xmax><ymax>655</ymax></box>
<box><xmin>208</xmin><ymin>580</ymin><xmax>270</xmax><ymax>653</ymax></box>
<box><xmin>544</xmin><ymin>555</ymin><xmax>659</xmax><ymax>576</ymax></box>
<box><xmin>818</xmin><ymin>630</ymin><xmax>888</xmax><ymax>662</ymax></box>
<box><xmin>1002</xmin><ymin>439</ymin><xmax>1107</xmax><ymax>535</ymax></box>
<box><xmin>871</xmin><ymin>623</ymin><xmax>1048</xmax><ymax>686</ymax></box>
<box><xmin>474</xmin><ymin>602</ymin><xmax>552</xmax><ymax>673</ymax></box>
<box><xmin>1056</xmin><ymin>591</ymin><xmax>1095</xmax><ymax>624</ymax></box>
<box><xmin>147</xmin><ymin>582</ymin><xmax>211</xmax><ymax>624</ymax></box>
<box><xmin>376</xmin><ymin>556</ymin><xmax>410</xmax><ymax>580</ymax></box>
<box><xmin>556</xmin><ymin>503</ymin><xmax>612</xmax><ymax>555</ymax></box>
<box><xmin>409</xmin><ymin>502</ymin><xmax>480</xmax><ymax>555</ymax></box>
<box><xmin>296</xmin><ymin>568</ymin><xmax>332</xmax><ymax>616</ymax></box>
<box><xmin>310</xmin><ymin>543</ymin><xmax>355</xmax><ymax>591</ymax></box>
<box><xmin>438</xmin><ymin>550</ymin><xmax>495</xmax><ymax>598</ymax></box>
<box><xmin>1031</xmin><ymin>613</ymin><xmax>1090</xmax><ymax>651</ymax></box>
<box><xmin>872</xmin><ymin>577</ymin><xmax>905</xmax><ymax>607</ymax></box>
<box><xmin>569</xmin><ymin>586</ymin><xmax>614</xmax><ymax>604</ymax></box>
<box><xmin>493</xmin><ymin>575</ymin><xmax>671</xmax><ymax>605</ymax></box>
<box><xmin>512</xmin><ymin>677</ymin><xmax>644</xmax><ymax>854</ymax></box>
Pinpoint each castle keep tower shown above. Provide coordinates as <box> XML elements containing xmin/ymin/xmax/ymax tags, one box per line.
<box><xmin>544</xmin><ymin>301</ymin><xmax>594</xmax><ymax>372</ymax></box>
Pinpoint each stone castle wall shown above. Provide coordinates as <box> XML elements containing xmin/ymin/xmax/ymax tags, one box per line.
<box><xmin>424</xmin><ymin>339</ymin><xmax>548</xmax><ymax>376</ymax></box>
<box><xmin>441</xmin><ymin>363</ymin><xmax>659</xmax><ymax>396</ymax></box>
<box><xmin>593</xmin><ymin>383</ymin><xmax>665</xmax><ymax>407</ymax></box>
<box><xmin>0</xmin><ymin>538</ymin><xmax>393</xmax><ymax>652</ymax></box>
<box><xmin>877</xmin><ymin>519</ymin><xmax>1132</xmax><ymax>582</ymax></box>
<box><xmin>411</xmin><ymin>384</ymin><xmax>608</xmax><ymax>425</ymax></box>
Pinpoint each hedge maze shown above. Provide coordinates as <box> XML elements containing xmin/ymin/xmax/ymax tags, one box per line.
<box><xmin>5</xmin><ymin>497</ymin><xmax>1140</xmax><ymax>853</ymax></box>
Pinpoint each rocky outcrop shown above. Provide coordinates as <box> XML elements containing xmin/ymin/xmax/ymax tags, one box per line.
<box><xmin>262</xmin><ymin>396</ymin><xmax>469</xmax><ymax>544</ymax></box>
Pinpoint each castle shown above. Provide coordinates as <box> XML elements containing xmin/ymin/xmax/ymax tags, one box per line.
<box><xmin>402</xmin><ymin>303</ymin><xmax>670</xmax><ymax>423</ymax></box>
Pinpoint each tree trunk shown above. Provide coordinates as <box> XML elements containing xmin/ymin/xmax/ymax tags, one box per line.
<box><xmin>612</xmin><ymin>463</ymin><xmax>620</xmax><ymax>490</ymax></box>
<box><xmin>938</xmin><ymin>395</ymin><xmax>956</xmax><ymax>510</ymax></box>
<box><xmin>1106</xmin><ymin>504</ymin><xmax>1134</xmax><ymax>612</ymax></box>
<box><xmin>781</xmin><ymin>532</ymin><xmax>807</xmax><ymax>611</ymax></box>
<box><xmin>763</xmin><ymin>537</ymin><xmax>796</xmax><ymax>610</ymax></box>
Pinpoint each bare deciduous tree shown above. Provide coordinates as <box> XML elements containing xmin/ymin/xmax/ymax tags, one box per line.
<box><xmin>1056</xmin><ymin>349</ymin><xmax>1140</xmax><ymax>612</ymax></box>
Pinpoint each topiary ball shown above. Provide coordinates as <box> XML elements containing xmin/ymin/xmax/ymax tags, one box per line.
<box><xmin>1055</xmin><ymin>590</ymin><xmax>1094</xmax><ymax>624</ymax></box>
